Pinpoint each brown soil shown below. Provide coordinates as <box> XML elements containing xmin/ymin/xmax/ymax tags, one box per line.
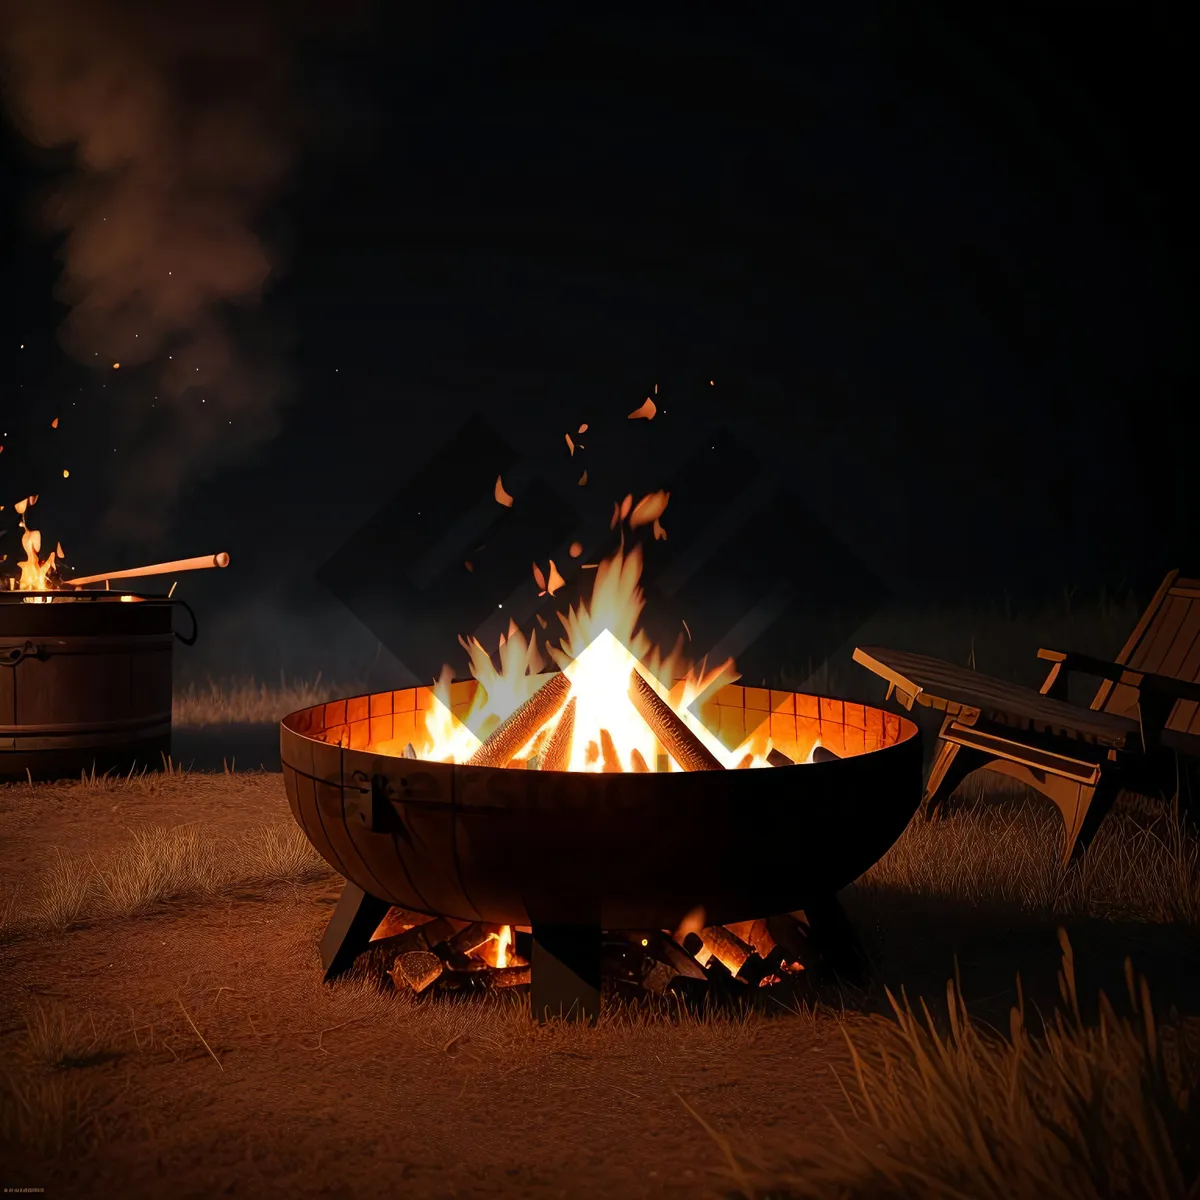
<box><xmin>0</xmin><ymin>774</ymin><xmax>857</xmax><ymax>1199</ymax></box>
<box><xmin>3</xmin><ymin>772</ymin><xmax>1199</xmax><ymax>1198</ymax></box>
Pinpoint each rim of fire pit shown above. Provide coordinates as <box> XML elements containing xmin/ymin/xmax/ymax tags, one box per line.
<box><xmin>281</xmin><ymin>678</ymin><xmax>923</xmax><ymax>931</ymax></box>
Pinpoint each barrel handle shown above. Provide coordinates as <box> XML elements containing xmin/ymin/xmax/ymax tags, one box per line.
<box><xmin>1</xmin><ymin>641</ymin><xmax>40</xmax><ymax>668</ymax></box>
<box><xmin>172</xmin><ymin>600</ymin><xmax>199</xmax><ymax>647</ymax></box>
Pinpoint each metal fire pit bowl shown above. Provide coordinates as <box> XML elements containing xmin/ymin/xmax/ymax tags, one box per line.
<box><xmin>1</xmin><ymin>591</ymin><xmax>198</xmax><ymax>781</ymax></box>
<box><xmin>283</xmin><ymin>675</ymin><xmax>921</xmax><ymax>1017</ymax></box>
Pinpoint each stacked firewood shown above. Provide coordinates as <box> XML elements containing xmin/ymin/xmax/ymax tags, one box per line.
<box><xmin>367</xmin><ymin>914</ymin><xmax>531</xmax><ymax>994</ymax></box>
<box><xmin>374</xmin><ymin>909</ymin><xmax>830</xmax><ymax>998</ymax></box>
<box><xmin>603</xmin><ymin>914</ymin><xmax>821</xmax><ymax>1000</ymax></box>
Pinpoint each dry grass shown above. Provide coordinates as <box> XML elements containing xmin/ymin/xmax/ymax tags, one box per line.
<box><xmin>857</xmin><ymin>796</ymin><xmax>1200</xmax><ymax>925</ymax></box>
<box><xmin>23</xmin><ymin>1002</ymin><xmax>110</xmax><ymax>1069</ymax></box>
<box><xmin>0</xmin><ymin>1071</ymin><xmax>97</xmax><ymax>1158</ymax></box>
<box><xmin>713</xmin><ymin>931</ymin><xmax>1200</xmax><ymax>1200</ymax></box>
<box><xmin>1</xmin><ymin>819</ymin><xmax>331</xmax><ymax>941</ymax></box>
<box><xmin>173</xmin><ymin>672</ymin><xmax>356</xmax><ymax>726</ymax></box>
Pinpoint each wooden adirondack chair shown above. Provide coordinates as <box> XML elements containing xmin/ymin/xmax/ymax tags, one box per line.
<box><xmin>853</xmin><ymin>570</ymin><xmax>1200</xmax><ymax>863</ymax></box>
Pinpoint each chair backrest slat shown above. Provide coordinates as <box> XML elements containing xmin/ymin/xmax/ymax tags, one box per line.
<box><xmin>1082</xmin><ymin>574</ymin><xmax>1200</xmax><ymax>742</ymax></box>
<box><xmin>1087</xmin><ymin>569</ymin><xmax>1179</xmax><ymax>714</ymax></box>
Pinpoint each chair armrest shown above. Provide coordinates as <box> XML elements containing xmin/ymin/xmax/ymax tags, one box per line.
<box><xmin>1037</xmin><ymin>648</ymin><xmax>1200</xmax><ymax>704</ymax></box>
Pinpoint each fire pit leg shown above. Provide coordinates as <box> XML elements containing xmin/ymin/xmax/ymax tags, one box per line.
<box><xmin>531</xmin><ymin>924</ymin><xmax>601</xmax><ymax>1024</ymax></box>
<box><xmin>320</xmin><ymin>882</ymin><xmax>391</xmax><ymax>982</ymax></box>
<box><xmin>802</xmin><ymin>894</ymin><xmax>870</xmax><ymax>987</ymax></box>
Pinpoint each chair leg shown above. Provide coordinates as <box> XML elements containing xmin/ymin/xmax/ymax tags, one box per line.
<box><xmin>923</xmin><ymin>740</ymin><xmax>989</xmax><ymax>821</ymax></box>
<box><xmin>1062</xmin><ymin>771</ymin><xmax>1125</xmax><ymax>866</ymax></box>
<box><xmin>799</xmin><ymin>894</ymin><xmax>870</xmax><ymax>988</ymax></box>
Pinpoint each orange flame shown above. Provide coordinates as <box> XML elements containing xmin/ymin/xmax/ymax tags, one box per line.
<box><xmin>10</xmin><ymin>495</ymin><xmax>62</xmax><ymax>597</ymax></box>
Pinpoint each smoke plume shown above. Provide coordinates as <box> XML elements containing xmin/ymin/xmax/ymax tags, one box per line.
<box><xmin>0</xmin><ymin>0</ymin><xmax>356</xmax><ymax>543</ymax></box>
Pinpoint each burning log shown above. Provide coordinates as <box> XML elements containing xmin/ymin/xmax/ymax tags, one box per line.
<box><xmin>765</xmin><ymin>913</ymin><xmax>817</xmax><ymax>970</ymax></box>
<box><xmin>627</xmin><ymin>669</ymin><xmax>724</xmax><ymax>772</ymax></box>
<box><xmin>744</xmin><ymin>919</ymin><xmax>773</xmax><ymax>957</ymax></box>
<box><xmin>466</xmin><ymin>673</ymin><xmax>572</xmax><ymax>768</ymax></box>
<box><xmin>640</xmin><ymin>931</ymin><xmax>709</xmax><ymax>993</ymax></box>
<box><xmin>393</xmin><ymin>951</ymin><xmax>445</xmax><ymax>993</ymax></box>
<box><xmin>701</xmin><ymin>954</ymin><xmax>733</xmax><ymax>985</ymax></box>
<box><xmin>767</xmin><ymin>747</ymin><xmax>795</xmax><ymax>768</ymax></box>
<box><xmin>539</xmin><ymin>695</ymin><xmax>577</xmax><ymax>771</ymax></box>
<box><xmin>699</xmin><ymin>924</ymin><xmax>754</xmax><ymax>972</ymax></box>
<box><xmin>641</xmin><ymin>961</ymin><xmax>678</xmax><ymax>995</ymax></box>
<box><xmin>437</xmin><ymin>948</ymin><xmax>491</xmax><ymax>972</ymax></box>
<box><xmin>65</xmin><ymin>551</ymin><xmax>230</xmax><ymax>588</ymax></box>
<box><xmin>371</xmin><ymin>915</ymin><xmax>463</xmax><ymax>975</ymax></box>
<box><xmin>484</xmin><ymin>965</ymin><xmax>531</xmax><ymax>988</ymax></box>
<box><xmin>439</xmin><ymin>963</ymin><xmax>532</xmax><ymax>991</ymax></box>
<box><xmin>445</xmin><ymin>922</ymin><xmax>504</xmax><ymax>957</ymax></box>
<box><xmin>812</xmin><ymin>745</ymin><xmax>842</xmax><ymax>763</ymax></box>
<box><xmin>402</xmin><ymin>743</ymin><xmax>418</xmax><ymax>760</ymax></box>
<box><xmin>732</xmin><ymin>947</ymin><xmax>783</xmax><ymax>987</ymax></box>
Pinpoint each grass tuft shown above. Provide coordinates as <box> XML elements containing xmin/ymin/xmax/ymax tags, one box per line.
<box><xmin>0</xmin><ymin>1071</ymin><xmax>96</xmax><ymax>1157</ymax></box>
<box><xmin>715</xmin><ymin>932</ymin><xmax>1200</xmax><ymax>1200</ymax></box>
<box><xmin>858</xmin><ymin>799</ymin><xmax>1200</xmax><ymax>926</ymax></box>
<box><xmin>23</xmin><ymin>1003</ymin><xmax>108</xmax><ymax>1070</ymax></box>
<box><xmin>3</xmin><ymin>820</ymin><xmax>331</xmax><ymax>941</ymax></box>
<box><xmin>173</xmin><ymin>672</ymin><xmax>356</xmax><ymax>727</ymax></box>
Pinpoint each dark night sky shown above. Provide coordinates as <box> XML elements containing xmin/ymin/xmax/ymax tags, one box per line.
<box><xmin>1</xmin><ymin>4</ymin><xmax>1195</xmax><ymax>681</ymax></box>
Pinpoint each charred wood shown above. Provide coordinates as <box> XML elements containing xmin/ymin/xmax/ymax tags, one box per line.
<box><xmin>700</xmin><ymin>925</ymin><xmax>754</xmax><ymax>973</ymax></box>
<box><xmin>486</xmin><ymin>965</ymin><xmax>532</xmax><ymax>987</ymax></box>
<box><xmin>646</xmin><ymin>932</ymin><xmax>708</xmax><ymax>981</ymax></box>
<box><xmin>392</xmin><ymin>951</ymin><xmax>444</xmax><ymax>993</ymax></box>
<box><xmin>467</xmin><ymin>673</ymin><xmax>572</xmax><ymax>767</ymax></box>
<box><xmin>627</xmin><ymin>669</ymin><xmax>724</xmax><ymax>772</ymax></box>
<box><xmin>540</xmin><ymin>696</ymin><xmax>577</xmax><ymax>771</ymax></box>
<box><xmin>766</xmin><ymin>913</ymin><xmax>818</xmax><ymax>969</ymax></box>
<box><xmin>446</xmin><ymin>922</ymin><xmax>504</xmax><ymax>957</ymax></box>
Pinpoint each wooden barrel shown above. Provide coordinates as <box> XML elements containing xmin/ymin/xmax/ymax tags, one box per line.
<box><xmin>0</xmin><ymin>594</ymin><xmax>190</xmax><ymax>781</ymax></box>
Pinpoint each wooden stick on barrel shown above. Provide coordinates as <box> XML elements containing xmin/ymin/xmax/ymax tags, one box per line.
<box><xmin>540</xmin><ymin>696</ymin><xmax>577</xmax><ymax>771</ymax></box>
<box><xmin>466</xmin><ymin>673</ymin><xmax>572</xmax><ymax>768</ymax></box>
<box><xmin>65</xmin><ymin>552</ymin><xmax>230</xmax><ymax>588</ymax></box>
<box><xmin>627</xmin><ymin>668</ymin><xmax>724</xmax><ymax>772</ymax></box>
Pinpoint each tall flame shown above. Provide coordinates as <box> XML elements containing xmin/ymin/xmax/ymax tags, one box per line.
<box><xmin>379</xmin><ymin>509</ymin><xmax>787</xmax><ymax>771</ymax></box>
<box><xmin>10</xmin><ymin>496</ymin><xmax>61</xmax><ymax>598</ymax></box>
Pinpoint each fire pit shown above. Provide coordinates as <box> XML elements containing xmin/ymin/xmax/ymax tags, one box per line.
<box><xmin>282</xmin><ymin>675</ymin><xmax>920</xmax><ymax>1017</ymax></box>
<box><xmin>283</xmin><ymin>481</ymin><xmax>920</xmax><ymax>1019</ymax></box>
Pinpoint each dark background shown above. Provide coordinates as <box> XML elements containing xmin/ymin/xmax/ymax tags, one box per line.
<box><xmin>1</xmin><ymin>4</ymin><xmax>1194</xmax><ymax>684</ymax></box>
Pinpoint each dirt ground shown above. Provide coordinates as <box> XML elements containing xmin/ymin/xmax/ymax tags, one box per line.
<box><xmin>0</xmin><ymin>773</ymin><xmax>860</xmax><ymax>1199</ymax></box>
<box><xmin>2</xmin><ymin>772</ymin><xmax>1199</xmax><ymax>1199</ymax></box>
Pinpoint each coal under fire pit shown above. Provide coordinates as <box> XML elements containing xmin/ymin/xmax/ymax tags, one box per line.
<box><xmin>282</xmin><ymin>677</ymin><xmax>922</xmax><ymax>1020</ymax></box>
<box><xmin>0</xmin><ymin>591</ymin><xmax>197</xmax><ymax>781</ymax></box>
